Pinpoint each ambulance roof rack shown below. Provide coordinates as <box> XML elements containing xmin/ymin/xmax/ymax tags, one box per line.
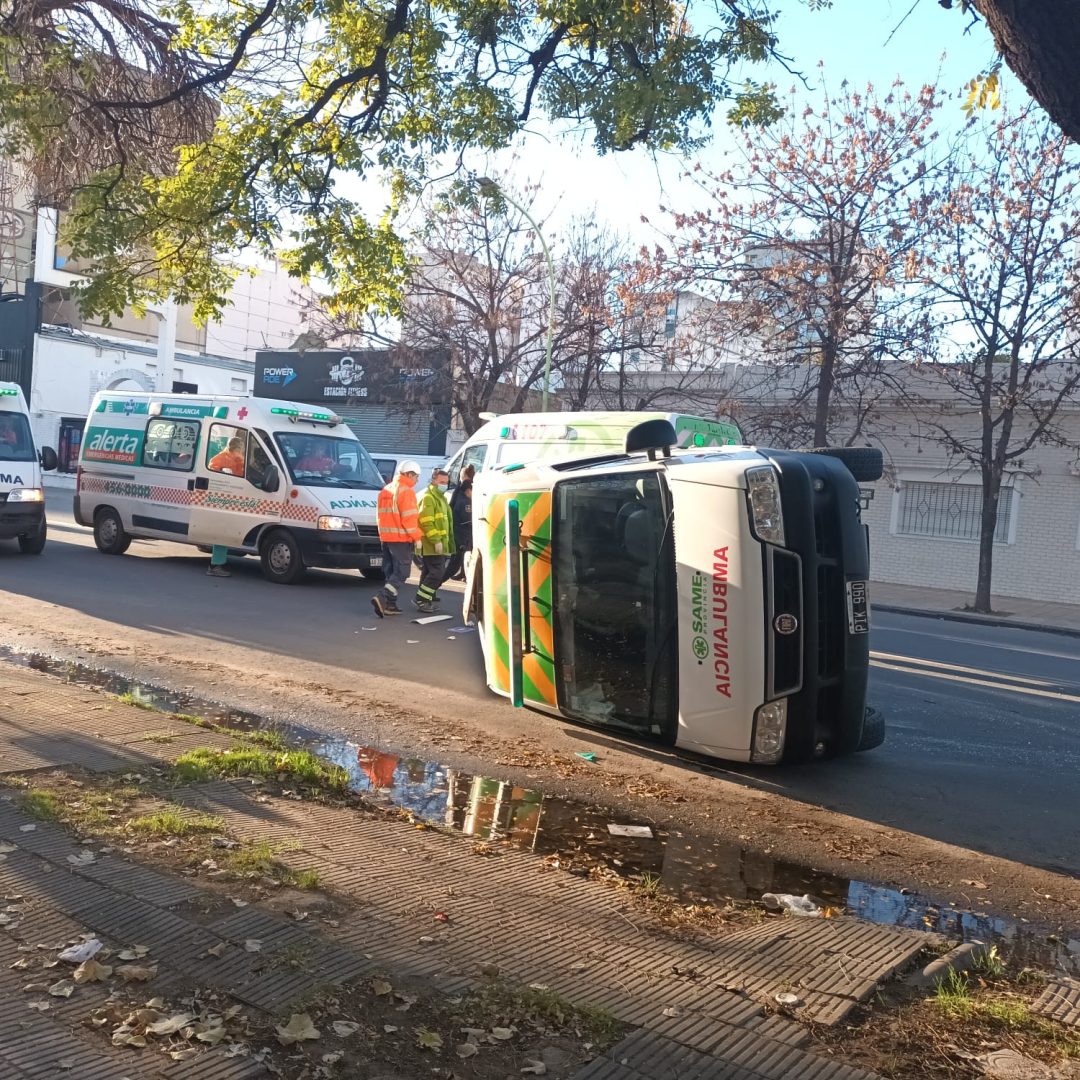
<box><xmin>625</xmin><ymin>419</ymin><xmax>676</xmax><ymax>461</ymax></box>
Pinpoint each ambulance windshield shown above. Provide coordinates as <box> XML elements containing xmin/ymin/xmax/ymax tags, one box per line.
<box><xmin>0</xmin><ymin>413</ymin><xmax>34</xmax><ymax>462</ymax></box>
<box><xmin>552</xmin><ymin>470</ymin><xmax>677</xmax><ymax>737</ymax></box>
<box><xmin>274</xmin><ymin>433</ymin><xmax>383</xmax><ymax>489</ymax></box>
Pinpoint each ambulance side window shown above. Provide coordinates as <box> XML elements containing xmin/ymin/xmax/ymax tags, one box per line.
<box><xmin>448</xmin><ymin>444</ymin><xmax>487</xmax><ymax>487</ymax></box>
<box><xmin>206</xmin><ymin>424</ymin><xmax>248</xmax><ymax>477</ymax></box>
<box><xmin>143</xmin><ymin>418</ymin><xmax>198</xmax><ymax>471</ymax></box>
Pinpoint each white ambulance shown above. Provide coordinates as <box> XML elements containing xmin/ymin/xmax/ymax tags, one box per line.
<box><xmin>444</xmin><ymin>410</ymin><xmax>744</xmax><ymax>487</ymax></box>
<box><xmin>0</xmin><ymin>381</ymin><xmax>57</xmax><ymax>554</ymax></box>
<box><xmin>74</xmin><ymin>392</ymin><xmax>386</xmax><ymax>583</ymax></box>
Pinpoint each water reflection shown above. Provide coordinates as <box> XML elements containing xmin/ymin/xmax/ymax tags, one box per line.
<box><xmin>3</xmin><ymin>647</ymin><xmax>1077</xmax><ymax>976</ymax></box>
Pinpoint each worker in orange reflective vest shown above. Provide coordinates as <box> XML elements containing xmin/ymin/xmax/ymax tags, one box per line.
<box><xmin>371</xmin><ymin>460</ymin><xmax>423</xmax><ymax>618</ymax></box>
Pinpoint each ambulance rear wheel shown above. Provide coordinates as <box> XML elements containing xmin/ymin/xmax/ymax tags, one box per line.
<box><xmin>18</xmin><ymin>521</ymin><xmax>47</xmax><ymax>555</ymax></box>
<box><xmin>94</xmin><ymin>508</ymin><xmax>131</xmax><ymax>555</ymax></box>
<box><xmin>260</xmin><ymin>529</ymin><xmax>306</xmax><ymax>584</ymax></box>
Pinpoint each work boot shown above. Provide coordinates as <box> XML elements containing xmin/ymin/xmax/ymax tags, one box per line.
<box><xmin>206</xmin><ymin>565</ymin><xmax>231</xmax><ymax>578</ymax></box>
<box><xmin>414</xmin><ymin>600</ymin><xmax>434</xmax><ymax>613</ymax></box>
<box><xmin>384</xmin><ymin>603</ymin><xmax>402</xmax><ymax>615</ymax></box>
<box><xmin>371</xmin><ymin>596</ymin><xmax>385</xmax><ymax>619</ymax></box>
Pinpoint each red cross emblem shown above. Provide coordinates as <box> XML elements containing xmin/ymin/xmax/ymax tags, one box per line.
<box><xmin>237</xmin><ymin>407</ymin><xmax>249</xmax><ymax>420</ymax></box>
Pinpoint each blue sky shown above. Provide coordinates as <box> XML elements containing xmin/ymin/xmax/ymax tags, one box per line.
<box><xmin>462</xmin><ymin>0</ymin><xmax>1027</xmax><ymax>244</ymax></box>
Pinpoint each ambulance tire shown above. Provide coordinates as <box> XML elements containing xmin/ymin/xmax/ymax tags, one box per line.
<box><xmin>802</xmin><ymin>446</ymin><xmax>884</xmax><ymax>483</ymax></box>
<box><xmin>18</xmin><ymin>521</ymin><xmax>47</xmax><ymax>555</ymax></box>
<box><xmin>94</xmin><ymin>508</ymin><xmax>132</xmax><ymax>555</ymax></box>
<box><xmin>260</xmin><ymin>529</ymin><xmax>306</xmax><ymax>584</ymax></box>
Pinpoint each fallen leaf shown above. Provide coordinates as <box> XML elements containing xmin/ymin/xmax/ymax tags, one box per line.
<box><xmin>230</xmin><ymin>898</ymin><xmax>248</xmax><ymax>908</ymax></box>
<box><xmin>275</xmin><ymin>1013</ymin><xmax>320</xmax><ymax>1045</ymax></box>
<box><xmin>168</xmin><ymin>1048</ymin><xmax>199</xmax><ymax>1062</ymax></box>
<box><xmin>116</xmin><ymin>964</ymin><xmax>158</xmax><ymax>982</ymax></box>
<box><xmin>19</xmin><ymin>824</ymin><xmax>36</xmax><ymax>832</ymax></box>
<box><xmin>416</xmin><ymin>1028</ymin><xmax>443</xmax><ymax>1051</ymax></box>
<box><xmin>0</xmin><ymin>843</ymin><xmax>16</xmax><ymax>854</ymax></box>
<box><xmin>456</xmin><ymin>1042</ymin><xmax>479</xmax><ymax>1058</ymax></box>
<box><xmin>27</xmin><ymin>1000</ymin><xmax>50</xmax><ymax>1012</ymax></box>
<box><xmin>146</xmin><ymin>1013</ymin><xmax>193</xmax><ymax>1036</ymax></box>
<box><xmin>145</xmin><ymin>997</ymin><xmax>166</xmax><ymax>1009</ymax></box>
<box><xmin>288</xmin><ymin>909</ymin><xmax>308</xmax><ymax>921</ymax></box>
<box><xmin>243</xmin><ymin>939</ymin><xmax>262</xmax><ymax>953</ymax></box>
<box><xmin>56</xmin><ymin>1059</ymin><xmax>74</xmax><ymax>1070</ymax></box>
<box><xmin>962</xmin><ymin>879</ymin><xmax>989</xmax><ymax>890</ymax></box>
<box><xmin>433</xmin><ymin>912</ymin><xmax>450</xmax><ymax>923</ymax></box>
<box><xmin>418</xmin><ymin>935</ymin><xmax>435</xmax><ymax>944</ymax></box>
<box><xmin>205</xmin><ymin>943</ymin><xmax>228</xmax><ymax>958</ymax></box>
<box><xmin>195</xmin><ymin>1021</ymin><xmax>227</xmax><ymax>1045</ymax></box>
<box><xmin>22</xmin><ymin>981</ymin><xmax>48</xmax><ymax>992</ymax></box>
<box><xmin>321</xmin><ymin>1052</ymin><xmax>344</xmax><ymax>1065</ymax></box>
<box><xmin>48</xmin><ymin>979</ymin><xmax>75</xmax><ymax>998</ymax></box>
<box><xmin>490</xmin><ymin>1027</ymin><xmax>515</xmax><ymax>1041</ymax></box>
<box><xmin>73</xmin><ymin>958</ymin><xmax>113</xmax><ymax>983</ymax></box>
<box><xmin>521</xmin><ymin>1061</ymin><xmax>547</xmax><ymax>1075</ymax></box>
<box><xmin>331</xmin><ymin>1021</ymin><xmax>360</xmax><ymax>1038</ymax></box>
<box><xmin>66</xmin><ymin>850</ymin><xmax>97</xmax><ymax>867</ymax></box>
<box><xmin>383</xmin><ymin>1024</ymin><xmax>398</xmax><ymax>1034</ymax></box>
<box><xmin>0</xmin><ymin>913</ymin><xmax>18</xmax><ymax>926</ymax></box>
<box><xmin>117</xmin><ymin>946</ymin><xmax>149</xmax><ymax>961</ymax></box>
<box><xmin>371</xmin><ymin>978</ymin><xmax>393</xmax><ymax>996</ymax></box>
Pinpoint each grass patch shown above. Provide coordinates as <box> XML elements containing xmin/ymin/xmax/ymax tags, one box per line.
<box><xmin>23</xmin><ymin>789</ymin><xmax>62</xmax><ymax>820</ymax></box>
<box><xmin>115</xmin><ymin>691</ymin><xmax>157</xmax><ymax>711</ymax></box>
<box><xmin>633</xmin><ymin>871</ymin><xmax>662</xmax><ymax>899</ymax></box>
<box><xmin>462</xmin><ymin>981</ymin><xmax>621</xmax><ymax>1046</ymax></box>
<box><xmin>128</xmin><ymin>808</ymin><xmax>224</xmax><ymax>837</ymax></box>
<box><xmin>172</xmin><ymin>746</ymin><xmax>348</xmax><ymax>793</ymax></box>
<box><xmin>224</xmin><ymin>839</ymin><xmax>320</xmax><ymax>889</ymax></box>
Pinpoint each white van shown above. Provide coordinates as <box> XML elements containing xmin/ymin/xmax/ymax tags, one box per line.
<box><xmin>445</xmin><ymin>411</ymin><xmax>743</xmax><ymax>486</ymax></box>
<box><xmin>0</xmin><ymin>382</ymin><xmax>57</xmax><ymax>554</ymax></box>
<box><xmin>74</xmin><ymin>392</ymin><xmax>386</xmax><ymax>583</ymax></box>
<box><xmin>369</xmin><ymin>454</ymin><xmax>448</xmax><ymax>485</ymax></box>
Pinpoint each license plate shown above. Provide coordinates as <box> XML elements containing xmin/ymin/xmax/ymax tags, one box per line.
<box><xmin>368</xmin><ymin>556</ymin><xmax>383</xmax><ymax>568</ymax></box>
<box><xmin>846</xmin><ymin>580</ymin><xmax>870</xmax><ymax>634</ymax></box>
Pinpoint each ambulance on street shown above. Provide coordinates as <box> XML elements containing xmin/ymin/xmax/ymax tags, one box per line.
<box><xmin>74</xmin><ymin>392</ymin><xmax>385</xmax><ymax>583</ymax></box>
<box><xmin>0</xmin><ymin>381</ymin><xmax>57</xmax><ymax>554</ymax></box>
<box><xmin>465</xmin><ymin>417</ymin><xmax>884</xmax><ymax>766</ymax></box>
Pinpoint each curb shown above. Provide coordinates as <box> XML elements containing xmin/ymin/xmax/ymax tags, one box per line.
<box><xmin>873</xmin><ymin>603</ymin><xmax>1080</xmax><ymax>640</ymax></box>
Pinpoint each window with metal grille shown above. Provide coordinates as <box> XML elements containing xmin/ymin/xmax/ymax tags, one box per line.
<box><xmin>898</xmin><ymin>481</ymin><xmax>1012</xmax><ymax>542</ymax></box>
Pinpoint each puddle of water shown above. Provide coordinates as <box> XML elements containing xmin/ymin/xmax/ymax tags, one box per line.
<box><xmin>0</xmin><ymin>646</ymin><xmax>283</xmax><ymax>735</ymax></box>
<box><xmin>314</xmin><ymin>735</ymin><xmax>1080</xmax><ymax>977</ymax></box>
<box><xmin>4</xmin><ymin>647</ymin><xmax>1078</xmax><ymax>976</ymax></box>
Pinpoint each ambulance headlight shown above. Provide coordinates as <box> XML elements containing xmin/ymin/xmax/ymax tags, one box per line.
<box><xmin>7</xmin><ymin>488</ymin><xmax>44</xmax><ymax>503</ymax></box>
<box><xmin>750</xmin><ymin>699</ymin><xmax>787</xmax><ymax>764</ymax></box>
<box><xmin>317</xmin><ymin>515</ymin><xmax>356</xmax><ymax>532</ymax></box>
<box><xmin>745</xmin><ymin>466</ymin><xmax>785</xmax><ymax>545</ymax></box>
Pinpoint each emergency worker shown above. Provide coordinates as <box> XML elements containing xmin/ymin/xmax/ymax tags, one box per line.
<box><xmin>415</xmin><ymin>468</ymin><xmax>456</xmax><ymax>612</ymax></box>
<box><xmin>372</xmin><ymin>460</ymin><xmax>422</xmax><ymax>617</ymax></box>
<box><xmin>208</xmin><ymin>436</ymin><xmax>246</xmax><ymax>476</ymax></box>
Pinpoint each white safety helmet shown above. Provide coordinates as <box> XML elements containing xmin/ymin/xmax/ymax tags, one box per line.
<box><xmin>397</xmin><ymin>459</ymin><xmax>422</xmax><ymax>476</ymax></box>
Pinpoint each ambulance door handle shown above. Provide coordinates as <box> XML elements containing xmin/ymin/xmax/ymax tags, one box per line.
<box><xmin>191</xmin><ymin>477</ymin><xmax>208</xmax><ymax>491</ymax></box>
<box><xmin>187</xmin><ymin>479</ymin><xmax>195</xmax><ymax>491</ymax></box>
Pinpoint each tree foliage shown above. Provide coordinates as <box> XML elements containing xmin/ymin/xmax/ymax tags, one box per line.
<box><xmin>654</xmin><ymin>78</ymin><xmax>940</xmax><ymax>446</ymax></box>
<box><xmin>0</xmin><ymin>0</ymin><xmax>786</xmax><ymax>322</ymax></box>
<box><xmin>907</xmin><ymin>110</ymin><xmax>1080</xmax><ymax>612</ymax></box>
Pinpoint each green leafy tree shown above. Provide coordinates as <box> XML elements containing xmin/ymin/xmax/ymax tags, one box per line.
<box><xmin>1</xmin><ymin>0</ymin><xmax>786</xmax><ymax>322</ymax></box>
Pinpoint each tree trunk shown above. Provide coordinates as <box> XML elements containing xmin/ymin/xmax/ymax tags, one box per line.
<box><xmin>973</xmin><ymin>0</ymin><xmax>1080</xmax><ymax>145</ymax></box>
<box><xmin>812</xmin><ymin>342</ymin><xmax>837</xmax><ymax>446</ymax></box>
<box><xmin>973</xmin><ymin>466</ymin><xmax>1002</xmax><ymax>614</ymax></box>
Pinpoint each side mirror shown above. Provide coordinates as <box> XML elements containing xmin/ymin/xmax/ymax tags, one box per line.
<box><xmin>40</xmin><ymin>446</ymin><xmax>58</xmax><ymax>472</ymax></box>
<box><xmin>261</xmin><ymin>464</ymin><xmax>280</xmax><ymax>493</ymax></box>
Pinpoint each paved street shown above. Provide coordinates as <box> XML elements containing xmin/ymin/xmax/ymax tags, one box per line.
<box><xmin>1</xmin><ymin>488</ymin><xmax>1078</xmax><ymax>880</ymax></box>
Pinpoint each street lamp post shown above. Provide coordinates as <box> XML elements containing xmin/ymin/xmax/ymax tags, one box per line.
<box><xmin>475</xmin><ymin>178</ymin><xmax>555</xmax><ymax>413</ymax></box>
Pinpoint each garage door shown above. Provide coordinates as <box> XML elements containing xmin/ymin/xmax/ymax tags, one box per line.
<box><xmin>334</xmin><ymin>405</ymin><xmax>431</xmax><ymax>454</ymax></box>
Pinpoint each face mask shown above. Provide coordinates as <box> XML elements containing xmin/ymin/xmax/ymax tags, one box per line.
<box><xmin>435</xmin><ymin>483</ymin><xmax>447</xmax><ymax>492</ymax></box>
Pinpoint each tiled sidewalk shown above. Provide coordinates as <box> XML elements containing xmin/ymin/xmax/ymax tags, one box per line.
<box><xmin>0</xmin><ymin>661</ymin><xmax>929</xmax><ymax>1078</ymax></box>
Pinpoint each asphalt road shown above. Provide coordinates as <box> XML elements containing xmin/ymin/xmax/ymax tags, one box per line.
<box><xmin>2</xmin><ymin>488</ymin><xmax>1078</xmax><ymax>876</ymax></box>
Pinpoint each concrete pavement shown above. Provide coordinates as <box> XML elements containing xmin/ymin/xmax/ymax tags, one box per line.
<box><xmin>0</xmin><ymin>659</ymin><xmax>929</xmax><ymax>1078</ymax></box>
<box><xmin>871</xmin><ymin>581</ymin><xmax>1080</xmax><ymax>636</ymax></box>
